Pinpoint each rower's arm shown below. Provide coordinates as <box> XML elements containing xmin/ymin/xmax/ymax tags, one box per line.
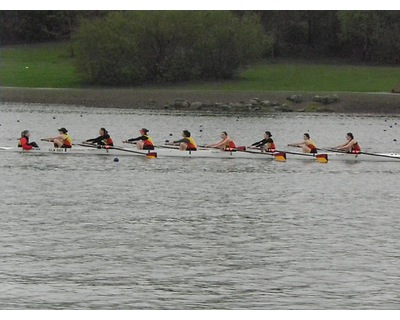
<box><xmin>128</xmin><ymin>136</ymin><xmax>145</xmax><ymax>142</ymax></box>
<box><xmin>288</xmin><ymin>142</ymin><xmax>303</xmax><ymax>147</ymax></box>
<box><xmin>173</xmin><ymin>138</ymin><xmax>188</xmax><ymax>144</ymax></box>
<box><xmin>211</xmin><ymin>139</ymin><xmax>225</xmax><ymax>148</ymax></box>
<box><xmin>335</xmin><ymin>141</ymin><xmax>349</xmax><ymax>149</ymax></box>
<box><xmin>251</xmin><ymin>139</ymin><xmax>262</xmax><ymax>147</ymax></box>
<box><xmin>86</xmin><ymin>136</ymin><xmax>103</xmax><ymax>144</ymax></box>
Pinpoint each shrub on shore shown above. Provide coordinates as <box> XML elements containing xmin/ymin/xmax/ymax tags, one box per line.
<box><xmin>73</xmin><ymin>11</ymin><xmax>265</xmax><ymax>86</ymax></box>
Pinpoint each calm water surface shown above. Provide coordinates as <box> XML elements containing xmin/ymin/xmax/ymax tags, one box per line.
<box><xmin>1</xmin><ymin>103</ymin><xmax>400</xmax><ymax>309</ymax></box>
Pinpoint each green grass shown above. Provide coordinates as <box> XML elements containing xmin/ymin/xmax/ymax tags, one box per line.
<box><xmin>0</xmin><ymin>42</ymin><xmax>81</xmax><ymax>88</ymax></box>
<box><xmin>179</xmin><ymin>63</ymin><xmax>400</xmax><ymax>93</ymax></box>
<box><xmin>1</xmin><ymin>42</ymin><xmax>399</xmax><ymax>92</ymax></box>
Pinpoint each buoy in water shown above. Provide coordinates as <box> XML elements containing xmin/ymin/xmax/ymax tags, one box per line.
<box><xmin>114</xmin><ymin>157</ymin><xmax>119</xmax><ymax>162</ymax></box>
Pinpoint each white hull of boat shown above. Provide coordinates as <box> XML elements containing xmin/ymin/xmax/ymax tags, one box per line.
<box><xmin>1</xmin><ymin>146</ymin><xmax>400</xmax><ymax>162</ymax></box>
<box><xmin>0</xmin><ymin>146</ymin><xmax>275</xmax><ymax>159</ymax></box>
<box><xmin>0</xmin><ymin>146</ymin><xmax>134</xmax><ymax>156</ymax></box>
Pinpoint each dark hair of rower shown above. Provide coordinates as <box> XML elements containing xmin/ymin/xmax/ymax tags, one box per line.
<box><xmin>183</xmin><ymin>130</ymin><xmax>191</xmax><ymax>137</ymax></box>
<box><xmin>222</xmin><ymin>131</ymin><xmax>228</xmax><ymax>136</ymax></box>
<box><xmin>347</xmin><ymin>132</ymin><xmax>354</xmax><ymax>139</ymax></box>
<box><xmin>21</xmin><ymin>130</ymin><xmax>29</xmax><ymax>137</ymax></box>
<box><xmin>100</xmin><ymin>128</ymin><xmax>108</xmax><ymax>134</ymax></box>
<box><xmin>304</xmin><ymin>133</ymin><xmax>310</xmax><ymax>139</ymax></box>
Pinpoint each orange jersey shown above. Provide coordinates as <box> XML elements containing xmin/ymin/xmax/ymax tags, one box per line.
<box><xmin>143</xmin><ymin>135</ymin><xmax>154</xmax><ymax>147</ymax></box>
<box><xmin>186</xmin><ymin>137</ymin><xmax>197</xmax><ymax>150</ymax></box>
<box><xmin>62</xmin><ymin>134</ymin><xmax>72</xmax><ymax>147</ymax></box>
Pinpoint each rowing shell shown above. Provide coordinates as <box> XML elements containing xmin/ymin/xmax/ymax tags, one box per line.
<box><xmin>0</xmin><ymin>146</ymin><xmax>275</xmax><ymax>159</ymax></box>
<box><xmin>1</xmin><ymin>146</ymin><xmax>400</xmax><ymax>161</ymax></box>
<box><xmin>0</xmin><ymin>146</ymin><xmax>132</xmax><ymax>156</ymax></box>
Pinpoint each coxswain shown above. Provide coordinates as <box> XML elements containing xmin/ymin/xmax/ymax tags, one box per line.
<box><xmin>123</xmin><ymin>128</ymin><xmax>154</xmax><ymax>150</ymax></box>
<box><xmin>18</xmin><ymin>130</ymin><xmax>39</xmax><ymax>150</ymax></box>
<box><xmin>288</xmin><ymin>133</ymin><xmax>317</xmax><ymax>153</ymax></box>
<box><xmin>334</xmin><ymin>132</ymin><xmax>361</xmax><ymax>153</ymax></box>
<box><xmin>85</xmin><ymin>128</ymin><xmax>114</xmax><ymax>146</ymax></box>
<box><xmin>171</xmin><ymin>130</ymin><xmax>197</xmax><ymax>151</ymax></box>
<box><xmin>46</xmin><ymin>128</ymin><xmax>72</xmax><ymax>148</ymax></box>
<box><xmin>250</xmin><ymin>131</ymin><xmax>275</xmax><ymax>152</ymax></box>
<box><xmin>206</xmin><ymin>131</ymin><xmax>236</xmax><ymax>150</ymax></box>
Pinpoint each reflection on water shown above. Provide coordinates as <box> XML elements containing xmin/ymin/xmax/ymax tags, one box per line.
<box><xmin>1</xmin><ymin>103</ymin><xmax>400</xmax><ymax>309</ymax></box>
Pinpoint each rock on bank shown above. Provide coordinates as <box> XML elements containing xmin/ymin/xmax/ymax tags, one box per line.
<box><xmin>1</xmin><ymin>87</ymin><xmax>400</xmax><ymax>114</ymax></box>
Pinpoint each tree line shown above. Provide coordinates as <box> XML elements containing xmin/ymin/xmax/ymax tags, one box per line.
<box><xmin>1</xmin><ymin>11</ymin><xmax>399</xmax><ymax>85</ymax></box>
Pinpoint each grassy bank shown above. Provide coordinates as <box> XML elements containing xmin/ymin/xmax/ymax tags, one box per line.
<box><xmin>183</xmin><ymin>63</ymin><xmax>400</xmax><ymax>93</ymax></box>
<box><xmin>0</xmin><ymin>42</ymin><xmax>80</xmax><ymax>88</ymax></box>
<box><xmin>2</xmin><ymin>87</ymin><xmax>400</xmax><ymax>114</ymax></box>
<box><xmin>1</xmin><ymin>42</ymin><xmax>400</xmax><ymax>114</ymax></box>
<box><xmin>1</xmin><ymin>42</ymin><xmax>400</xmax><ymax>92</ymax></box>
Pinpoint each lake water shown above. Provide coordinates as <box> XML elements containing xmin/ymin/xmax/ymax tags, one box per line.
<box><xmin>1</xmin><ymin>103</ymin><xmax>400</xmax><ymax>309</ymax></box>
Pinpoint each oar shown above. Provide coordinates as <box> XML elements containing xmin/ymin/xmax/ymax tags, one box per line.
<box><xmin>109</xmin><ymin>145</ymin><xmax>157</xmax><ymax>158</ymax></box>
<box><xmin>156</xmin><ymin>144</ymin><xmax>180</xmax><ymax>150</ymax></box>
<box><xmin>320</xmin><ymin>147</ymin><xmax>400</xmax><ymax>160</ymax></box>
<box><xmin>199</xmin><ymin>145</ymin><xmax>247</xmax><ymax>151</ymax></box>
<box><xmin>317</xmin><ymin>147</ymin><xmax>346</xmax><ymax>153</ymax></box>
<box><xmin>358</xmin><ymin>151</ymin><xmax>400</xmax><ymax>160</ymax></box>
<box><xmin>114</xmin><ymin>146</ymin><xmax>157</xmax><ymax>158</ymax></box>
<box><xmin>245</xmin><ymin>146</ymin><xmax>328</xmax><ymax>163</ymax></box>
<box><xmin>279</xmin><ymin>149</ymin><xmax>328</xmax><ymax>163</ymax></box>
<box><xmin>79</xmin><ymin>142</ymin><xmax>157</xmax><ymax>158</ymax></box>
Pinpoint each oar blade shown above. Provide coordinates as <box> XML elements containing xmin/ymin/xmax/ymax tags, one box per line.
<box><xmin>146</xmin><ymin>152</ymin><xmax>157</xmax><ymax>159</ymax></box>
<box><xmin>274</xmin><ymin>152</ymin><xmax>287</xmax><ymax>162</ymax></box>
<box><xmin>316</xmin><ymin>153</ymin><xmax>328</xmax><ymax>163</ymax></box>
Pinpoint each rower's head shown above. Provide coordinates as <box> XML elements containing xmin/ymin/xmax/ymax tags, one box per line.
<box><xmin>221</xmin><ymin>131</ymin><xmax>228</xmax><ymax>138</ymax></box>
<box><xmin>21</xmin><ymin>130</ymin><xmax>30</xmax><ymax>138</ymax></box>
<box><xmin>100</xmin><ymin>127</ymin><xmax>108</xmax><ymax>135</ymax></box>
<box><xmin>346</xmin><ymin>132</ymin><xmax>354</xmax><ymax>140</ymax></box>
<box><xmin>265</xmin><ymin>131</ymin><xmax>272</xmax><ymax>138</ymax></box>
<box><xmin>303</xmin><ymin>133</ymin><xmax>310</xmax><ymax>140</ymax></box>
<box><xmin>183</xmin><ymin>130</ymin><xmax>191</xmax><ymax>137</ymax></box>
<box><xmin>140</xmin><ymin>128</ymin><xmax>149</xmax><ymax>135</ymax></box>
<box><xmin>58</xmin><ymin>127</ymin><xmax>68</xmax><ymax>134</ymax></box>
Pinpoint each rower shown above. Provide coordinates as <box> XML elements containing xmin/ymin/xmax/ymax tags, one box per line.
<box><xmin>288</xmin><ymin>133</ymin><xmax>317</xmax><ymax>153</ymax></box>
<box><xmin>250</xmin><ymin>131</ymin><xmax>275</xmax><ymax>152</ymax></box>
<box><xmin>123</xmin><ymin>128</ymin><xmax>154</xmax><ymax>150</ymax></box>
<box><xmin>46</xmin><ymin>128</ymin><xmax>72</xmax><ymax>148</ymax></box>
<box><xmin>334</xmin><ymin>132</ymin><xmax>361</xmax><ymax>153</ymax></box>
<box><xmin>85</xmin><ymin>128</ymin><xmax>114</xmax><ymax>146</ymax></box>
<box><xmin>171</xmin><ymin>130</ymin><xmax>197</xmax><ymax>151</ymax></box>
<box><xmin>18</xmin><ymin>130</ymin><xmax>39</xmax><ymax>150</ymax></box>
<box><xmin>206</xmin><ymin>131</ymin><xmax>236</xmax><ymax>150</ymax></box>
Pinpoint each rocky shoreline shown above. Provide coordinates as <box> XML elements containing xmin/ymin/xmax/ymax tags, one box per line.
<box><xmin>1</xmin><ymin>87</ymin><xmax>400</xmax><ymax>114</ymax></box>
